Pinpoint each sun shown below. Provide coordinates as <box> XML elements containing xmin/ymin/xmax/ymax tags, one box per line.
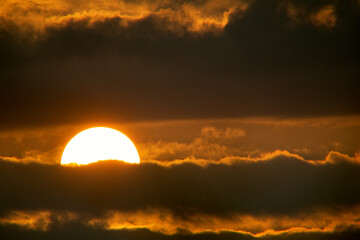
<box><xmin>61</xmin><ymin>127</ymin><xmax>140</xmax><ymax>165</ymax></box>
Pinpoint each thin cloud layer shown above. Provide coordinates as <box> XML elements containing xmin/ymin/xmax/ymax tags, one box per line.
<box><xmin>140</xmin><ymin>126</ymin><xmax>246</xmax><ymax>161</ymax></box>
<box><xmin>1</xmin><ymin>116</ymin><xmax>359</xmax><ymax>164</ymax></box>
<box><xmin>1</xmin><ymin>207</ymin><xmax>360</xmax><ymax>236</ymax></box>
<box><xmin>1</xmin><ymin>222</ymin><xmax>360</xmax><ymax>240</ymax></box>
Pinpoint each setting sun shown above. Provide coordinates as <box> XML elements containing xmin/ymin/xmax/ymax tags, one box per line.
<box><xmin>61</xmin><ymin>127</ymin><xmax>140</xmax><ymax>165</ymax></box>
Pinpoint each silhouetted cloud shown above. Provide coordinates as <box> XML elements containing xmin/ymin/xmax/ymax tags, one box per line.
<box><xmin>1</xmin><ymin>152</ymin><xmax>360</xmax><ymax>238</ymax></box>
<box><xmin>1</xmin><ymin>152</ymin><xmax>359</xmax><ymax>217</ymax></box>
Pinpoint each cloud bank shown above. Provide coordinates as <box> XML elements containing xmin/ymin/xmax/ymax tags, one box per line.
<box><xmin>1</xmin><ymin>150</ymin><xmax>360</xmax><ymax>239</ymax></box>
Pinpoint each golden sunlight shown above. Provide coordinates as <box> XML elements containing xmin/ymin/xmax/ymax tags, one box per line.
<box><xmin>61</xmin><ymin>127</ymin><xmax>140</xmax><ymax>165</ymax></box>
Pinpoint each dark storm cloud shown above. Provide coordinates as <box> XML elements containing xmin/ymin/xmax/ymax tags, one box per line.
<box><xmin>0</xmin><ymin>0</ymin><xmax>359</xmax><ymax>128</ymax></box>
<box><xmin>1</xmin><ymin>154</ymin><xmax>359</xmax><ymax>218</ymax></box>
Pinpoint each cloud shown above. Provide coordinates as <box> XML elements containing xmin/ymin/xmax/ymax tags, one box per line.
<box><xmin>1</xmin><ymin>142</ymin><xmax>359</xmax><ymax>239</ymax></box>
<box><xmin>1</xmin><ymin>207</ymin><xmax>360</xmax><ymax>236</ymax></box>
<box><xmin>279</xmin><ymin>2</ymin><xmax>337</xmax><ymax>28</ymax></box>
<box><xmin>0</xmin><ymin>0</ymin><xmax>250</xmax><ymax>36</ymax></box>
<box><xmin>1</xmin><ymin>116</ymin><xmax>360</xmax><ymax>165</ymax></box>
<box><xmin>145</xmin><ymin>150</ymin><xmax>360</xmax><ymax>167</ymax></box>
<box><xmin>310</xmin><ymin>5</ymin><xmax>336</xmax><ymax>28</ymax></box>
<box><xmin>139</xmin><ymin>126</ymin><xmax>245</xmax><ymax>161</ymax></box>
<box><xmin>0</xmin><ymin>1</ymin><xmax>359</xmax><ymax>128</ymax></box>
<box><xmin>279</xmin><ymin>2</ymin><xmax>306</xmax><ymax>24</ymax></box>
<box><xmin>199</xmin><ymin>126</ymin><xmax>246</xmax><ymax>139</ymax></box>
<box><xmin>1</xmin><ymin>220</ymin><xmax>360</xmax><ymax>240</ymax></box>
<box><xmin>0</xmin><ymin>147</ymin><xmax>63</xmax><ymax>165</ymax></box>
<box><xmin>1</xmin><ymin>151</ymin><xmax>359</xmax><ymax>218</ymax></box>
<box><xmin>0</xmin><ymin>211</ymin><xmax>76</xmax><ymax>231</ymax></box>
<box><xmin>323</xmin><ymin>151</ymin><xmax>360</xmax><ymax>164</ymax></box>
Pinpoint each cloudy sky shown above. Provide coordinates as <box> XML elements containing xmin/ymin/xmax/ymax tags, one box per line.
<box><xmin>1</xmin><ymin>0</ymin><xmax>360</xmax><ymax>239</ymax></box>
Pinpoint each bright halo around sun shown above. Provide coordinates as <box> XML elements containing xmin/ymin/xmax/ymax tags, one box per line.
<box><xmin>61</xmin><ymin>127</ymin><xmax>140</xmax><ymax>165</ymax></box>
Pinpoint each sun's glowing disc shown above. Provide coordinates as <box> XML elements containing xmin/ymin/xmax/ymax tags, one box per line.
<box><xmin>61</xmin><ymin>127</ymin><xmax>140</xmax><ymax>165</ymax></box>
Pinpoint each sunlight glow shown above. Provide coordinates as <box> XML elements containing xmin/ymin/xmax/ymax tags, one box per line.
<box><xmin>61</xmin><ymin>127</ymin><xmax>140</xmax><ymax>165</ymax></box>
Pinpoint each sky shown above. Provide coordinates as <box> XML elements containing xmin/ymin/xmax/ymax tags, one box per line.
<box><xmin>1</xmin><ymin>0</ymin><xmax>360</xmax><ymax>239</ymax></box>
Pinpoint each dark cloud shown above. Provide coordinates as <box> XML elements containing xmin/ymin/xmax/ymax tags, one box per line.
<box><xmin>1</xmin><ymin>153</ymin><xmax>359</xmax><ymax>218</ymax></box>
<box><xmin>0</xmin><ymin>0</ymin><xmax>359</xmax><ymax>128</ymax></box>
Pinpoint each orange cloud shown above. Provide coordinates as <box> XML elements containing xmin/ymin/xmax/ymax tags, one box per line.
<box><xmin>2</xmin><ymin>207</ymin><xmax>360</xmax><ymax>236</ymax></box>
<box><xmin>138</xmin><ymin>126</ymin><xmax>245</xmax><ymax>161</ymax></box>
<box><xmin>1</xmin><ymin>115</ymin><xmax>359</xmax><ymax>165</ymax></box>
<box><xmin>310</xmin><ymin>5</ymin><xmax>336</xmax><ymax>28</ymax></box>
<box><xmin>323</xmin><ymin>151</ymin><xmax>360</xmax><ymax>164</ymax></box>
<box><xmin>140</xmin><ymin>150</ymin><xmax>360</xmax><ymax>168</ymax></box>
<box><xmin>280</xmin><ymin>2</ymin><xmax>337</xmax><ymax>28</ymax></box>
<box><xmin>279</xmin><ymin>2</ymin><xmax>306</xmax><ymax>23</ymax></box>
<box><xmin>0</xmin><ymin>147</ymin><xmax>63</xmax><ymax>165</ymax></box>
<box><xmin>0</xmin><ymin>0</ymin><xmax>250</xmax><ymax>36</ymax></box>
<box><xmin>0</xmin><ymin>211</ymin><xmax>77</xmax><ymax>231</ymax></box>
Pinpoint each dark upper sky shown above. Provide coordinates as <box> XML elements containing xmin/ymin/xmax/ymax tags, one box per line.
<box><xmin>1</xmin><ymin>0</ymin><xmax>359</xmax><ymax>128</ymax></box>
